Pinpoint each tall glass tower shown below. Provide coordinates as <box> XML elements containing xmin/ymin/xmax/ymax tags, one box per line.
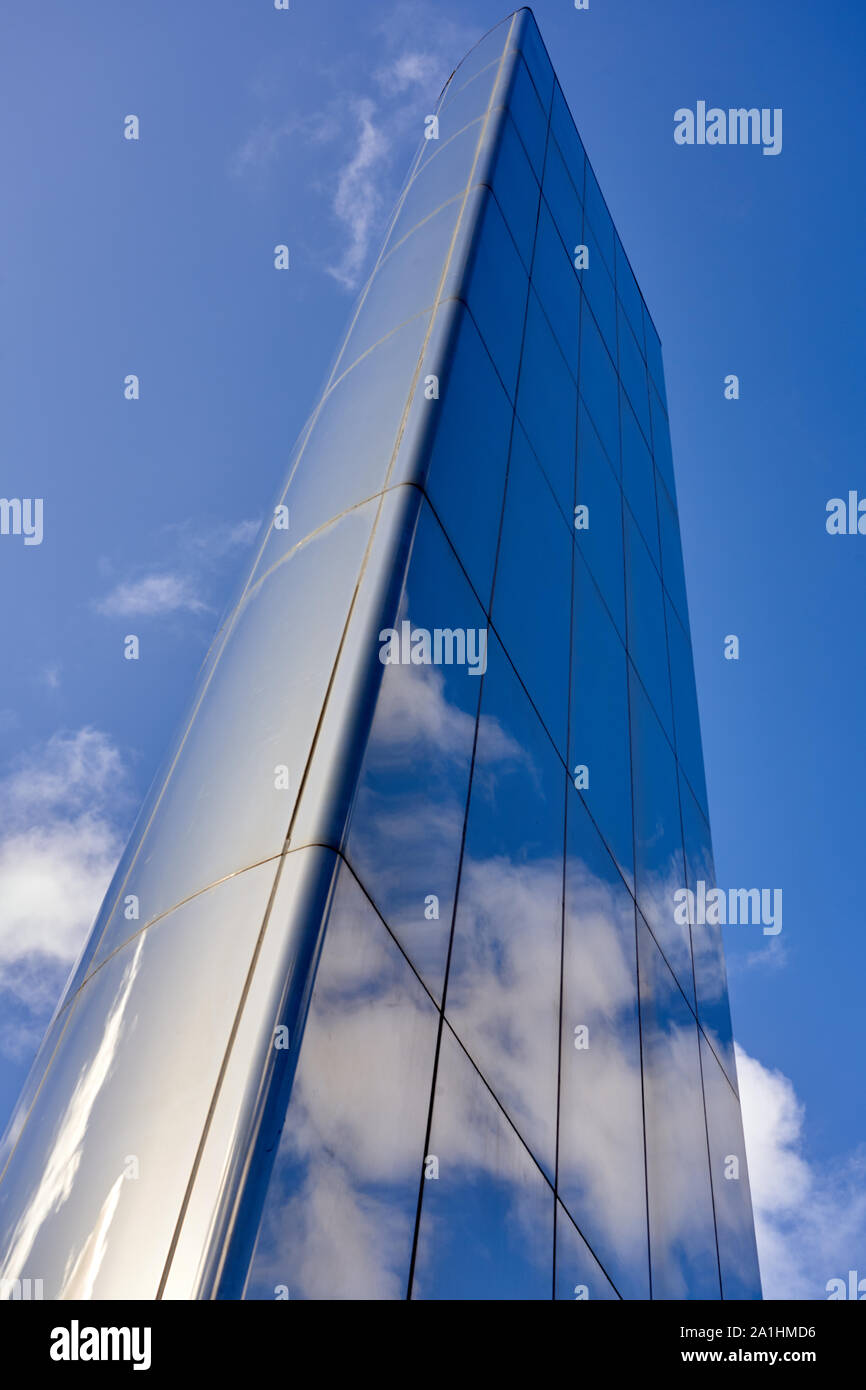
<box><xmin>0</xmin><ymin>9</ymin><xmax>761</xmax><ymax>1301</ymax></box>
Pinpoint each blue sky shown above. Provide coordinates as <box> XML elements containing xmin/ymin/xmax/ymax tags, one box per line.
<box><xmin>1</xmin><ymin>0</ymin><xmax>864</xmax><ymax>1298</ymax></box>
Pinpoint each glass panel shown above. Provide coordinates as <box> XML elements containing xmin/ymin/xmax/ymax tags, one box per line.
<box><xmin>515</xmin><ymin>10</ymin><xmax>554</xmax><ymax>112</ymax></box>
<box><xmin>505</xmin><ymin>56</ymin><xmax>548</xmax><ymax>175</ymax></box>
<box><xmin>680</xmin><ymin>779</ymin><xmax>736</xmax><ymax>1085</ymax></box>
<box><xmin>700</xmin><ymin>1034</ymin><xmax>762</xmax><ymax>1300</ymax></box>
<box><xmin>244</xmin><ymin>865</ymin><xmax>438</xmax><ymax>1300</ymax></box>
<box><xmin>344</xmin><ymin>503</ymin><xmax>485</xmax><ymax>1001</ymax></box>
<box><xmin>617</xmin><ymin>300</ymin><xmax>652</xmax><ymax>445</ymax></box>
<box><xmin>621</xmin><ymin>387</ymin><xmax>660</xmax><ymax>566</ymax></box>
<box><xmin>444</xmin><ymin>16</ymin><xmax>512</xmax><ymax>96</ymax></box>
<box><xmin>411</xmin><ymin>1022</ymin><xmax>554</xmax><ymax>1299</ymax></box>
<box><xmin>391</xmin><ymin>123</ymin><xmax>483</xmax><ymax>247</ymax></box>
<box><xmin>541</xmin><ymin>139</ymin><xmax>583</xmax><ymax>295</ymax></box>
<box><xmin>629</xmin><ymin>668</ymin><xmax>693</xmax><ymax>1002</ymax></box>
<box><xmin>531</xmin><ymin>200</ymin><xmax>581</xmax><ymax>380</ymax></box>
<box><xmin>559</xmin><ymin>787</ymin><xmax>648</xmax><ymax>1297</ymax></box>
<box><xmin>488</xmin><ymin>113</ymin><xmax>541</xmax><ymax>272</ymax></box>
<box><xmin>492</xmin><ymin>425</ymin><xmax>571</xmax><ymax>754</ymax></box>
<box><xmin>579</xmin><ymin>301</ymin><xmax>619</xmax><ymax>470</ymax></box>
<box><xmin>583</xmin><ymin>160</ymin><xmax>615</xmax><ymax>273</ymax></box>
<box><xmin>574</xmin><ymin>401</ymin><xmax>625</xmax><ymax>641</ymax></box>
<box><xmin>666</xmin><ymin>601</ymin><xmax>709</xmax><ymax>815</ymax></box>
<box><xmin>638</xmin><ymin>917</ymin><xmax>721</xmax><ymax>1299</ymax></box>
<box><xmin>462</xmin><ymin>190</ymin><xmax>528</xmax><ymax>400</ymax></box>
<box><xmin>0</xmin><ymin>862</ymin><xmax>279</xmax><ymax>1299</ymax></box>
<box><xmin>650</xmin><ymin>382</ymin><xmax>676</xmax><ymax>500</ymax></box>
<box><xmin>338</xmin><ymin>200</ymin><xmax>459</xmax><ymax>370</ymax></box>
<box><xmin>615</xmin><ymin>236</ymin><xmax>645</xmax><ymax>350</ymax></box>
<box><xmin>86</xmin><ymin>503</ymin><xmax>377</xmax><ymax>973</ymax></box>
<box><xmin>571</xmin><ymin>553</ymin><xmax>634</xmax><ymax>887</ymax></box>
<box><xmin>550</xmin><ymin>84</ymin><xmax>586</xmax><ymax>199</ymax></box>
<box><xmin>255</xmin><ymin>314</ymin><xmax>429</xmax><ymax>570</ymax></box>
<box><xmin>435</xmin><ymin>59</ymin><xmax>500</xmax><ymax>141</ymax></box>
<box><xmin>657</xmin><ymin>474</ymin><xmax>690</xmax><ymax>626</ymax></box>
<box><xmin>644</xmin><ymin>307</ymin><xmax>667</xmax><ymax>411</ymax></box>
<box><xmin>516</xmin><ymin>291</ymin><xmax>577</xmax><ymax>522</ymax></box>
<box><xmin>425</xmin><ymin>304</ymin><xmax>513</xmax><ymax>609</ymax></box>
<box><xmin>555</xmin><ymin>1203</ymin><xmax>620</xmax><ymax>1300</ymax></box>
<box><xmin>446</xmin><ymin>635</ymin><xmax>564</xmax><ymax>1180</ymax></box>
<box><xmin>625</xmin><ymin>510</ymin><xmax>674</xmax><ymax>740</ymax></box>
<box><xmin>581</xmin><ymin>222</ymin><xmax>617</xmax><ymax>362</ymax></box>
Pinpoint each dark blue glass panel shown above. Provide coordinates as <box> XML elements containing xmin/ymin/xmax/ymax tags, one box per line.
<box><xmin>583</xmin><ymin>159</ymin><xmax>615</xmax><ymax>272</ymax></box>
<box><xmin>530</xmin><ymin>201</ymin><xmax>581</xmax><ymax>379</ymax></box>
<box><xmin>629</xmin><ymin>669</ymin><xmax>693</xmax><ymax>1002</ymax></box>
<box><xmin>574</xmin><ymin>401</ymin><xmax>625</xmax><ymax>640</ymax></box>
<box><xmin>505</xmin><ymin>56</ymin><xmax>548</xmax><ymax>175</ymax></box>
<box><xmin>638</xmin><ymin>917</ymin><xmax>721</xmax><ymax>1300</ymax></box>
<box><xmin>615</xmin><ymin>235</ymin><xmax>645</xmax><ymax>351</ymax></box>
<box><xmin>650</xmin><ymin>383</ymin><xmax>676</xmax><ymax>500</ymax></box>
<box><xmin>666</xmin><ymin>600</ymin><xmax>708</xmax><ymax>815</ymax></box>
<box><xmin>462</xmin><ymin>190</ymin><xmax>529</xmax><ymax>400</ymax></box>
<box><xmin>579</xmin><ymin>302</ymin><xmax>619</xmax><ymax>470</ymax></box>
<box><xmin>621</xmin><ymin>387</ymin><xmax>660</xmax><ymax>567</ymax></box>
<box><xmin>624</xmin><ymin>511</ymin><xmax>674</xmax><ymax>740</ymax></box>
<box><xmin>550</xmin><ymin>84</ymin><xmax>586</xmax><ymax>200</ymax></box>
<box><xmin>493</xmin><ymin>423</ymin><xmax>572</xmax><ymax>752</ymax></box>
<box><xmin>541</xmin><ymin>137</ymin><xmax>583</xmax><ymax>286</ymax></box>
<box><xmin>425</xmin><ymin>304</ymin><xmax>514</xmax><ymax>609</ymax></box>
<box><xmin>516</xmin><ymin>290</ymin><xmax>578</xmax><ymax>521</ymax></box>
<box><xmin>516</xmin><ymin>11</ymin><xmax>554</xmax><ymax>112</ymax></box>
<box><xmin>656</xmin><ymin>474</ymin><xmax>689</xmax><ymax>625</ymax></box>
<box><xmin>489</xmin><ymin>113</ymin><xmax>541</xmax><ymax>272</ymax></box>
<box><xmin>617</xmin><ymin>301</ymin><xmax>652</xmax><ymax>445</ymax></box>
<box><xmin>581</xmin><ymin>221</ymin><xmax>617</xmax><ymax>362</ymax></box>
<box><xmin>643</xmin><ymin>306</ymin><xmax>667</xmax><ymax>411</ymax></box>
<box><xmin>571</xmin><ymin>554</ymin><xmax>633</xmax><ymax>886</ymax></box>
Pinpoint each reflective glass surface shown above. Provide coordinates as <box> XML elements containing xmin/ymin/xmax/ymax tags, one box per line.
<box><xmin>0</xmin><ymin>863</ymin><xmax>279</xmax><ymax>1299</ymax></box>
<box><xmin>446</xmin><ymin>635</ymin><xmax>564</xmax><ymax>1182</ymax></box>
<box><xmin>461</xmin><ymin>189</ymin><xmax>529</xmax><ymax>400</ymax></box>
<box><xmin>492</xmin><ymin>424</ymin><xmax>571</xmax><ymax>755</ymax></box>
<box><xmin>559</xmin><ymin>787</ymin><xmax>648</xmax><ymax>1297</ymax></box>
<box><xmin>344</xmin><ymin>504</ymin><xmax>485</xmax><ymax>1001</ymax></box>
<box><xmin>700</xmin><ymin>1035</ymin><xmax>762</xmax><ymax>1299</ymax></box>
<box><xmin>638</xmin><ymin>918</ymin><xmax>721</xmax><ymax>1299</ymax></box>
<box><xmin>411</xmin><ymin>1023</ymin><xmax>553</xmax><ymax>1300</ymax></box>
<box><xmin>424</xmin><ymin>304</ymin><xmax>512</xmax><ymax>608</ymax></box>
<box><xmin>571</xmin><ymin>552</ymin><xmax>633</xmax><ymax>886</ymax></box>
<box><xmin>244</xmin><ymin>865</ymin><xmax>438</xmax><ymax>1300</ymax></box>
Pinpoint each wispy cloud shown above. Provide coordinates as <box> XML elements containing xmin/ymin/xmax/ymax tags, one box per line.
<box><xmin>326</xmin><ymin>99</ymin><xmax>391</xmax><ymax>291</ymax></box>
<box><xmin>738</xmin><ymin>1045</ymin><xmax>866</xmax><ymax>1298</ymax></box>
<box><xmin>96</xmin><ymin>572</ymin><xmax>208</xmax><ymax>619</ymax></box>
<box><xmin>94</xmin><ymin>516</ymin><xmax>259</xmax><ymax>622</ymax></box>
<box><xmin>230</xmin><ymin>0</ymin><xmax>478</xmax><ymax>291</ymax></box>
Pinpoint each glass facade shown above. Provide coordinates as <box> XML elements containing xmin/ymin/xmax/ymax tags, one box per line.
<box><xmin>0</xmin><ymin>9</ymin><xmax>760</xmax><ymax>1300</ymax></box>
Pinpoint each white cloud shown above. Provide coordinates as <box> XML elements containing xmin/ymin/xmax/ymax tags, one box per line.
<box><xmin>375</xmin><ymin>51</ymin><xmax>441</xmax><ymax>96</ymax></box>
<box><xmin>738</xmin><ymin>1045</ymin><xmax>866</xmax><ymax>1298</ymax></box>
<box><xmin>325</xmin><ymin>99</ymin><xmax>391</xmax><ymax>291</ymax></box>
<box><xmin>0</xmin><ymin>730</ymin><xmax>129</xmax><ymax>1056</ymax></box>
<box><xmin>95</xmin><ymin>517</ymin><xmax>259</xmax><ymax>621</ymax></box>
